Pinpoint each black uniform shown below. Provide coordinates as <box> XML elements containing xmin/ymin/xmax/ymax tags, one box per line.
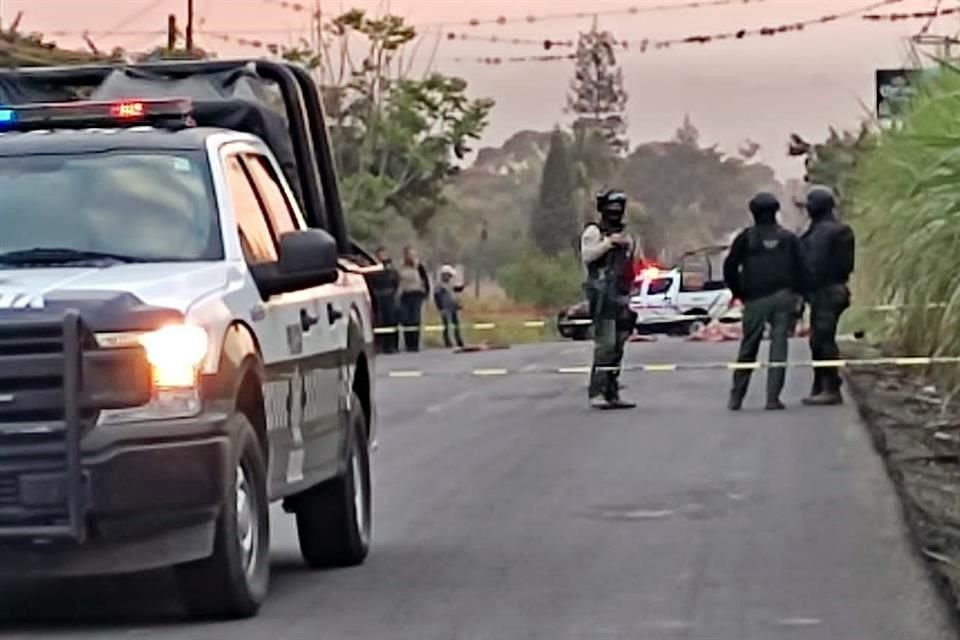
<box><xmin>723</xmin><ymin>192</ymin><xmax>809</xmax><ymax>410</ymax></box>
<box><xmin>800</xmin><ymin>187</ymin><xmax>855</xmax><ymax>405</ymax></box>
<box><xmin>372</xmin><ymin>258</ymin><xmax>400</xmax><ymax>353</ymax></box>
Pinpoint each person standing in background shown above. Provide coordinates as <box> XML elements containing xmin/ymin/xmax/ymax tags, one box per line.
<box><xmin>372</xmin><ymin>246</ymin><xmax>400</xmax><ymax>354</ymax></box>
<box><xmin>434</xmin><ymin>264</ymin><xmax>466</xmax><ymax>349</ymax></box>
<box><xmin>397</xmin><ymin>246</ymin><xmax>430</xmax><ymax>352</ymax></box>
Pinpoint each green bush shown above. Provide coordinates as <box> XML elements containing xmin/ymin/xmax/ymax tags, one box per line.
<box><xmin>497</xmin><ymin>250</ymin><xmax>584</xmax><ymax>310</ymax></box>
<box><xmin>852</xmin><ymin>63</ymin><xmax>960</xmax><ymax>372</ymax></box>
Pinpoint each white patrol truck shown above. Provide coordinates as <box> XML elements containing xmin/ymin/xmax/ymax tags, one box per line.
<box><xmin>629</xmin><ymin>266</ymin><xmax>738</xmax><ymax>335</ymax></box>
<box><xmin>0</xmin><ymin>61</ymin><xmax>378</xmax><ymax>619</ymax></box>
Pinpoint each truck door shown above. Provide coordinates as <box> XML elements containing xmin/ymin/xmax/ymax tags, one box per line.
<box><xmin>240</xmin><ymin>152</ymin><xmax>346</xmax><ymax>485</ymax></box>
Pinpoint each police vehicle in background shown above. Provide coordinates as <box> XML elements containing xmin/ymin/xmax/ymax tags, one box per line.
<box><xmin>629</xmin><ymin>265</ymin><xmax>739</xmax><ymax>336</ymax></box>
<box><xmin>557</xmin><ymin>247</ymin><xmax>740</xmax><ymax>339</ymax></box>
<box><xmin>0</xmin><ymin>60</ymin><xmax>378</xmax><ymax>619</ymax></box>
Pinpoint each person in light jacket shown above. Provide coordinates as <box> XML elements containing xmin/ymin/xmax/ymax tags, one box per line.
<box><xmin>397</xmin><ymin>246</ymin><xmax>430</xmax><ymax>352</ymax></box>
<box><xmin>434</xmin><ymin>264</ymin><xmax>465</xmax><ymax>349</ymax></box>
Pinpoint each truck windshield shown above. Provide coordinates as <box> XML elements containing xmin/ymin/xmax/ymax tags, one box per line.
<box><xmin>0</xmin><ymin>150</ymin><xmax>221</xmax><ymax>263</ymax></box>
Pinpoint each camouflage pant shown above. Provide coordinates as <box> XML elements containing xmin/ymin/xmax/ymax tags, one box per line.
<box><xmin>589</xmin><ymin>316</ymin><xmax>628</xmax><ymax>400</ymax></box>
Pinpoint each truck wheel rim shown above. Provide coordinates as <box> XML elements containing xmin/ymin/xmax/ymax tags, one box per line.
<box><xmin>236</xmin><ymin>464</ymin><xmax>258</xmax><ymax>576</ymax></box>
<box><xmin>351</xmin><ymin>448</ymin><xmax>369</xmax><ymax>544</ymax></box>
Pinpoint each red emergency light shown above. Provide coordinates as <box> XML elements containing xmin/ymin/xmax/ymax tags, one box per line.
<box><xmin>109</xmin><ymin>100</ymin><xmax>147</xmax><ymax>119</ymax></box>
<box><xmin>0</xmin><ymin>98</ymin><xmax>194</xmax><ymax>132</ymax></box>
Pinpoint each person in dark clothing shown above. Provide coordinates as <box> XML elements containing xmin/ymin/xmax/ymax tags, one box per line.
<box><xmin>800</xmin><ymin>186</ymin><xmax>855</xmax><ymax>406</ymax></box>
<box><xmin>397</xmin><ymin>246</ymin><xmax>430</xmax><ymax>352</ymax></box>
<box><xmin>582</xmin><ymin>189</ymin><xmax>636</xmax><ymax>410</ymax></box>
<box><xmin>434</xmin><ymin>265</ymin><xmax>465</xmax><ymax>349</ymax></box>
<box><xmin>723</xmin><ymin>192</ymin><xmax>810</xmax><ymax>411</ymax></box>
<box><xmin>372</xmin><ymin>247</ymin><xmax>400</xmax><ymax>354</ymax></box>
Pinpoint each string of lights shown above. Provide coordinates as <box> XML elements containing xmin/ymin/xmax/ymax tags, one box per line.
<box><xmin>863</xmin><ymin>5</ymin><xmax>960</xmax><ymax>21</ymax></box>
<box><xmin>257</xmin><ymin>0</ymin><xmax>778</xmax><ymax>28</ymax></box>
<box><xmin>198</xmin><ymin>0</ymin><xmax>908</xmax><ymax>62</ymax></box>
<box><xmin>449</xmin><ymin>0</ymin><xmax>909</xmax><ymax>61</ymax></box>
<box><xmin>918</xmin><ymin>0</ymin><xmax>944</xmax><ymax>34</ymax></box>
<box><xmin>446</xmin><ymin>0</ymin><xmax>908</xmax><ymax>50</ymax></box>
<box><xmin>259</xmin><ymin>0</ymin><xmax>319</xmax><ymax>17</ymax></box>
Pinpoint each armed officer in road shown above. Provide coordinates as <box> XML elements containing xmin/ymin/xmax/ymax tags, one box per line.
<box><xmin>801</xmin><ymin>186</ymin><xmax>855</xmax><ymax>406</ymax></box>
<box><xmin>724</xmin><ymin>192</ymin><xmax>809</xmax><ymax>411</ymax></box>
<box><xmin>582</xmin><ymin>189</ymin><xmax>637</xmax><ymax>410</ymax></box>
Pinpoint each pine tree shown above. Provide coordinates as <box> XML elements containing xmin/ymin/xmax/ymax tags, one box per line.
<box><xmin>567</xmin><ymin>19</ymin><xmax>628</xmax><ymax>155</ymax></box>
<box><xmin>674</xmin><ymin>114</ymin><xmax>700</xmax><ymax>147</ymax></box>
<box><xmin>531</xmin><ymin>129</ymin><xmax>579</xmax><ymax>256</ymax></box>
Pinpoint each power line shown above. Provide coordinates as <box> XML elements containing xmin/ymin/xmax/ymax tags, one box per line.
<box><xmin>100</xmin><ymin>0</ymin><xmax>170</xmax><ymax>39</ymax></box>
<box><xmin>918</xmin><ymin>0</ymin><xmax>944</xmax><ymax>35</ymax></box>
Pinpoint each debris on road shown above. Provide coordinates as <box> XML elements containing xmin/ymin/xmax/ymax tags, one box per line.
<box><xmin>455</xmin><ymin>342</ymin><xmax>511</xmax><ymax>353</ymax></box>
<box><xmin>686</xmin><ymin>320</ymin><xmax>741</xmax><ymax>342</ymax></box>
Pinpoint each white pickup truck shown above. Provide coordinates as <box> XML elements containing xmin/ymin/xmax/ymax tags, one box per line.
<box><xmin>628</xmin><ymin>267</ymin><xmax>740</xmax><ymax>335</ymax></box>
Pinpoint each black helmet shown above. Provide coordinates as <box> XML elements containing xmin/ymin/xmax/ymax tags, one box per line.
<box><xmin>749</xmin><ymin>192</ymin><xmax>780</xmax><ymax>224</ymax></box>
<box><xmin>596</xmin><ymin>189</ymin><xmax>627</xmax><ymax>228</ymax></box>
<box><xmin>806</xmin><ymin>186</ymin><xmax>836</xmax><ymax>218</ymax></box>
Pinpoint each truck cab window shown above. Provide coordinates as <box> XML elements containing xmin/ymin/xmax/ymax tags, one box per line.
<box><xmin>242</xmin><ymin>153</ymin><xmax>301</xmax><ymax>236</ymax></box>
<box><xmin>224</xmin><ymin>155</ymin><xmax>278</xmax><ymax>265</ymax></box>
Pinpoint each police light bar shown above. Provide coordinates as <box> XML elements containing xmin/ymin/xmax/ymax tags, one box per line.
<box><xmin>0</xmin><ymin>98</ymin><xmax>195</xmax><ymax>132</ymax></box>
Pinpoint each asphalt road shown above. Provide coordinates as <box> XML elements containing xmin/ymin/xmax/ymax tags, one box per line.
<box><xmin>0</xmin><ymin>339</ymin><xmax>955</xmax><ymax>639</ymax></box>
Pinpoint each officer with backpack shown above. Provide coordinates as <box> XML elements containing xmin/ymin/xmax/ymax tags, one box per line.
<box><xmin>581</xmin><ymin>189</ymin><xmax>637</xmax><ymax>410</ymax></box>
<box><xmin>723</xmin><ymin>192</ymin><xmax>810</xmax><ymax>411</ymax></box>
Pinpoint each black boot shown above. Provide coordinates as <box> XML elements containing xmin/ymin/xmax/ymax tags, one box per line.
<box><xmin>765</xmin><ymin>398</ymin><xmax>786</xmax><ymax>411</ymax></box>
<box><xmin>728</xmin><ymin>391</ymin><xmax>744</xmax><ymax>411</ymax></box>
<box><xmin>803</xmin><ymin>372</ymin><xmax>843</xmax><ymax>406</ymax></box>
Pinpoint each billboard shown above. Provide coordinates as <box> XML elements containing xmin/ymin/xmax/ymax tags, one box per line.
<box><xmin>876</xmin><ymin>68</ymin><xmax>937</xmax><ymax>119</ymax></box>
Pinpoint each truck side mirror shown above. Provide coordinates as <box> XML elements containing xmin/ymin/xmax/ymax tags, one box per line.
<box><xmin>255</xmin><ymin>229</ymin><xmax>340</xmax><ymax>297</ymax></box>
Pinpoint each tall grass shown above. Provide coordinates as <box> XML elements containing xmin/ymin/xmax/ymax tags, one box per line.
<box><xmin>852</xmin><ymin>64</ymin><xmax>960</xmax><ymax>374</ymax></box>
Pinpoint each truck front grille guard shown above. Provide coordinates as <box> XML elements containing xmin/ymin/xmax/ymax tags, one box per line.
<box><xmin>0</xmin><ymin>311</ymin><xmax>150</xmax><ymax>542</ymax></box>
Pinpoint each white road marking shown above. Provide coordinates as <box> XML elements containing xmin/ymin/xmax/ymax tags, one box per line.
<box><xmin>776</xmin><ymin>617</ymin><xmax>823</xmax><ymax>627</ymax></box>
<box><xmin>601</xmin><ymin>509</ymin><xmax>675</xmax><ymax>520</ymax></box>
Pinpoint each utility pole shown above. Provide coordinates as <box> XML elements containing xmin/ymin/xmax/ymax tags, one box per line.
<box><xmin>475</xmin><ymin>221</ymin><xmax>487</xmax><ymax>299</ymax></box>
<box><xmin>167</xmin><ymin>14</ymin><xmax>177</xmax><ymax>50</ymax></box>
<box><xmin>185</xmin><ymin>0</ymin><xmax>194</xmax><ymax>52</ymax></box>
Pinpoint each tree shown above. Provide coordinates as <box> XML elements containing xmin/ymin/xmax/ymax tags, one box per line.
<box><xmin>788</xmin><ymin>125</ymin><xmax>874</xmax><ymax>218</ymax></box>
<box><xmin>282</xmin><ymin>9</ymin><xmax>494</xmax><ymax>242</ymax></box>
<box><xmin>617</xmin><ymin>116</ymin><xmax>783</xmax><ymax>261</ymax></box>
<box><xmin>567</xmin><ymin>19</ymin><xmax>628</xmax><ymax>156</ymax></box>
<box><xmin>531</xmin><ymin>129</ymin><xmax>580</xmax><ymax>256</ymax></box>
<box><xmin>674</xmin><ymin>115</ymin><xmax>700</xmax><ymax>147</ymax></box>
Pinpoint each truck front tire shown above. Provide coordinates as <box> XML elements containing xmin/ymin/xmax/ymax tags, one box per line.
<box><xmin>175</xmin><ymin>412</ymin><xmax>270</xmax><ymax>619</ymax></box>
<box><xmin>294</xmin><ymin>392</ymin><xmax>372</xmax><ymax>568</ymax></box>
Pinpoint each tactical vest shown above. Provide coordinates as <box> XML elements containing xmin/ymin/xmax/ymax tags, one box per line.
<box><xmin>739</xmin><ymin>225</ymin><xmax>797</xmax><ymax>300</ymax></box>
<box><xmin>583</xmin><ymin>223</ymin><xmax>634</xmax><ymax>316</ymax></box>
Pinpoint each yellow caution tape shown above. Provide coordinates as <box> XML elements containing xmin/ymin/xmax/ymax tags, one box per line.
<box><xmin>370</xmin><ymin>301</ymin><xmax>952</xmax><ymax>337</ymax></box>
<box><xmin>380</xmin><ymin>356</ymin><xmax>960</xmax><ymax>378</ymax></box>
<box><xmin>642</xmin><ymin>364</ymin><xmax>678</xmax><ymax>372</ymax></box>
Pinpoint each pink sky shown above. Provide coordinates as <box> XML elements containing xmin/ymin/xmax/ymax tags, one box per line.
<box><xmin>4</xmin><ymin>0</ymin><xmax>949</xmax><ymax>177</ymax></box>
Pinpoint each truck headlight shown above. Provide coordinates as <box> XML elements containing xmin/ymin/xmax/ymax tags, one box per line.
<box><xmin>97</xmin><ymin>324</ymin><xmax>209</xmax><ymax>424</ymax></box>
<box><xmin>140</xmin><ymin>324</ymin><xmax>209</xmax><ymax>388</ymax></box>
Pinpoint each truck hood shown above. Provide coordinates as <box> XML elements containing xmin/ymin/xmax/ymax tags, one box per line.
<box><xmin>0</xmin><ymin>262</ymin><xmax>231</xmax><ymax>313</ymax></box>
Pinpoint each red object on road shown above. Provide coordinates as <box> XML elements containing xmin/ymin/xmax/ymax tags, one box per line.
<box><xmin>687</xmin><ymin>320</ymin><xmax>741</xmax><ymax>342</ymax></box>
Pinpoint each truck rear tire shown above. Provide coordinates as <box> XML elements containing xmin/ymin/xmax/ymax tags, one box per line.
<box><xmin>175</xmin><ymin>413</ymin><xmax>270</xmax><ymax>619</ymax></box>
<box><xmin>294</xmin><ymin>392</ymin><xmax>371</xmax><ymax>568</ymax></box>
